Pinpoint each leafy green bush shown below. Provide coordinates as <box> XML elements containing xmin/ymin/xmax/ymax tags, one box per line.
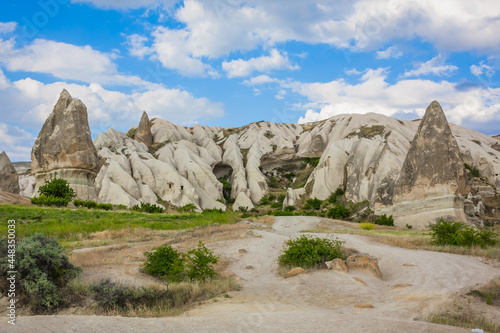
<box><xmin>326</xmin><ymin>204</ymin><xmax>350</xmax><ymax>219</ymax></box>
<box><xmin>360</xmin><ymin>223</ymin><xmax>375</xmax><ymax>230</ymax></box>
<box><xmin>132</xmin><ymin>202</ymin><xmax>164</xmax><ymax>213</ymax></box>
<box><xmin>38</xmin><ymin>178</ymin><xmax>75</xmax><ymax>200</ymax></box>
<box><xmin>177</xmin><ymin>203</ymin><xmax>197</xmax><ymax>213</ymax></box>
<box><xmin>374</xmin><ymin>214</ymin><xmax>394</xmax><ymax>226</ymax></box>
<box><xmin>31</xmin><ymin>195</ymin><xmax>71</xmax><ymax>207</ymax></box>
<box><xmin>270</xmin><ymin>202</ymin><xmax>282</xmax><ymax>209</ymax></box>
<box><xmin>143</xmin><ymin>242</ymin><xmax>219</xmax><ymax>283</ymax></box>
<box><xmin>303</xmin><ymin>157</ymin><xmax>320</xmax><ymax>167</ymax></box>
<box><xmin>283</xmin><ymin>172</ymin><xmax>296</xmax><ymax>182</ymax></box>
<box><xmin>74</xmin><ymin>199</ymin><xmax>98</xmax><ymax>209</ymax></box>
<box><xmin>0</xmin><ymin>234</ymin><xmax>80</xmax><ymax>313</ymax></box>
<box><xmin>303</xmin><ymin>198</ymin><xmax>322</xmax><ymax>210</ymax></box>
<box><xmin>186</xmin><ymin>241</ymin><xmax>219</xmax><ymax>282</ymax></box>
<box><xmin>429</xmin><ymin>220</ymin><xmax>497</xmax><ymax>248</ymax></box>
<box><xmin>328</xmin><ymin>188</ymin><xmax>345</xmax><ymax>204</ymax></box>
<box><xmin>278</xmin><ymin>235</ymin><xmax>342</xmax><ymax>268</ymax></box>
<box><xmin>465</xmin><ymin>163</ymin><xmax>480</xmax><ymax>178</ymax></box>
<box><xmin>283</xmin><ymin>205</ymin><xmax>296</xmax><ymax>212</ymax></box>
<box><xmin>142</xmin><ymin>244</ymin><xmax>186</xmax><ymax>282</ymax></box>
<box><xmin>97</xmin><ymin>203</ymin><xmax>113</xmax><ymax>211</ymax></box>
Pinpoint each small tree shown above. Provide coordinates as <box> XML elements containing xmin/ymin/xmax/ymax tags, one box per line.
<box><xmin>186</xmin><ymin>241</ymin><xmax>219</xmax><ymax>282</ymax></box>
<box><xmin>38</xmin><ymin>178</ymin><xmax>76</xmax><ymax>199</ymax></box>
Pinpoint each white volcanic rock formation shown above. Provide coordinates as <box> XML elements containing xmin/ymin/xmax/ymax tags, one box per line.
<box><xmin>376</xmin><ymin>101</ymin><xmax>471</xmax><ymax>228</ymax></box>
<box><xmin>0</xmin><ymin>151</ymin><xmax>20</xmax><ymax>194</ymax></box>
<box><xmin>31</xmin><ymin>90</ymin><xmax>99</xmax><ymax>200</ymax></box>
<box><xmin>134</xmin><ymin>111</ymin><xmax>153</xmax><ymax>146</ymax></box>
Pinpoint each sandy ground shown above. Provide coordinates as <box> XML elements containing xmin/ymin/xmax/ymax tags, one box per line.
<box><xmin>3</xmin><ymin>216</ymin><xmax>499</xmax><ymax>332</ymax></box>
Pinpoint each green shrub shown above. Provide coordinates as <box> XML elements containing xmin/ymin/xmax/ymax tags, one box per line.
<box><xmin>270</xmin><ymin>202</ymin><xmax>282</xmax><ymax>209</ymax></box>
<box><xmin>186</xmin><ymin>241</ymin><xmax>219</xmax><ymax>282</ymax></box>
<box><xmin>464</xmin><ymin>163</ymin><xmax>480</xmax><ymax>178</ymax></box>
<box><xmin>132</xmin><ymin>202</ymin><xmax>165</xmax><ymax>213</ymax></box>
<box><xmin>143</xmin><ymin>242</ymin><xmax>219</xmax><ymax>283</ymax></box>
<box><xmin>142</xmin><ymin>244</ymin><xmax>186</xmax><ymax>282</ymax></box>
<box><xmin>283</xmin><ymin>172</ymin><xmax>296</xmax><ymax>182</ymax></box>
<box><xmin>328</xmin><ymin>188</ymin><xmax>345</xmax><ymax>204</ymax></box>
<box><xmin>177</xmin><ymin>203</ymin><xmax>197</xmax><ymax>213</ymax></box>
<box><xmin>97</xmin><ymin>203</ymin><xmax>113</xmax><ymax>211</ymax></box>
<box><xmin>0</xmin><ymin>234</ymin><xmax>80</xmax><ymax>313</ymax></box>
<box><xmin>326</xmin><ymin>204</ymin><xmax>350</xmax><ymax>219</ymax></box>
<box><xmin>360</xmin><ymin>223</ymin><xmax>375</xmax><ymax>230</ymax></box>
<box><xmin>303</xmin><ymin>157</ymin><xmax>320</xmax><ymax>167</ymax></box>
<box><xmin>31</xmin><ymin>195</ymin><xmax>71</xmax><ymax>207</ymax></box>
<box><xmin>374</xmin><ymin>214</ymin><xmax>394</xmax><ymax>226</ymax></box>
<box><xmin>283</xmin><ymin>205</ymin><xmax>296</xmax><ymax>212</ymax></box>
<box><xmin>429</xmin><ymin>220</ymin><xmax>497</xmax><ymax>248</ymax></box>
<box><xmin>277</xmin><ymin>235</ymin><xmax>342</xmax><ymax>268</ymax></box>
<box><xmin>38</xmin><ymin>178</ymin><xmax>75</xmax><ymax>200</ymax></box>
<box><xmin>303</xmin><ymin>198</ymin><xmax>322</xmax><ymax>210</ymax></box>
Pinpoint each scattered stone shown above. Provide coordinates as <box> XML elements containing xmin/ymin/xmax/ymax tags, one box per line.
<box><xmin>352</xmin><ymin>277</ymin><xmax>367</xmax><ymax>286</ymax></box>
<box><xmin>354</xmin><ymin>304</ymin><xmax>374</xmax><ymax>309</ymax></box>
<box><xmin>239</xmin><ymin>249</ymin><xmax>247</xmax><ymax>254</ymax></box>
<box><xmin>346</xmin><ymin>254</ymin><xmax>383</xmax><ymax>280</ymax></box>
<box><xmin>218</xmin><ymin>271</ymin><xmax>236</xmax><ymax>279</ymax></box>
<box><xmin>245</xmin><ymin>265</ymin><xmax>254</xmax><ymax>270</ymax></box>
<box><xmin>325</xmin><ymin>259</ymin><xmax>348</xmax><ymax>273</ymax></box>
<box><xmin>135</xmin><ymin>111</ymin><xmax>153</xmax><ymax>146</ymax></box>
<box><xmin>392</xmin><ymin>283</ymin><xmax>412</xmax><ymax>289</ymax></box>
<box><xmin>286</xmin><ymin>267</ymin><xmax>307</xmax><ymax>278</ymax></box>
<box><xmin>402</xmin><ymin>263</ymin><xmax>416</xmax><ymax>267</ymax></box>
<box><xmin>0</xmin><ymin>151</ymin><xmax>20</xmax><ymax>194</ymax></box>
<box><xmin>31</xmin><ymin>89</ymin><xmax>99</xmax><ymax>200</ymax></box>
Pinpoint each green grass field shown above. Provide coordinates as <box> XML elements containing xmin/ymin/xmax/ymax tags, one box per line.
<box><xmin>0</xmin><ymin>204</ymin><xmax>240</xmax><ymax>246</ymax></box>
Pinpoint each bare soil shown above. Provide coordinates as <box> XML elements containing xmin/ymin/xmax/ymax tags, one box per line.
<box><xmin>3</xmin><ymin>216</ymin><xmax>500</xmax><ymax>332</ymax></box>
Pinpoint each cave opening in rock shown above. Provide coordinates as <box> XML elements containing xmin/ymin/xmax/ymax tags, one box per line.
<box><xmin>213</xmin><ymin>163</ymin><xmax>233</xmax><ymax>201</ymax></box>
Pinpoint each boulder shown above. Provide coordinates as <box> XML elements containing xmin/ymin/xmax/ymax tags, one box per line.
<box><xmin>382</xmin><ymin>101</ymin><xmax>470</xmax><ymax>228</ymax></box>
<box><xmin>345</xmin><ymin>254</ymin><xmax>383</xmax><ymax>280</ymax></box>
<box><xmin>233</xmin><ymin>191</ymin><xmax>254</xmax><ymax>211</ymax></box>
<box><xmin>354</xmin><ymin>304</ymin><xmax>374</xmax><ymax>309</ymax></box>
<box><xmin>285</xmin><ymin>267</ymin><xmax>307</xmax><ymax>278</ymax></box>
<box><xmin>0</xmin><ymin>151</ymin><xmax>19</xmax><ymax>194</ymax></box>
<box><xmin>325</xmin><ymin>258</ymin><xmax>348</xmax><ymax>273</ymax></box>
<box><xmin>31</xmin><ymin>90</ymin><xmax>99</xmax><ymax>200</ymax></box>
<box><xmin>135</xmin><ymin>111</ymin><xmax>153</xmax><ymax>146</ymax></box>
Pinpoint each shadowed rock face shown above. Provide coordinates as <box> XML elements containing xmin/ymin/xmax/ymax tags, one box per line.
<box><xmin>31</xmin><ymin>89</ymin><xmax>99</xmax><ymax>200</ymax></box>
<box><xmin>388</xmin><ymin>101</ymin><xmax>470</xmax><ymax>228</ymax></box>
<box><xmin>135</xmin><ymin>111</ymin><xmax>153</xmax><ymax>146</ymax></box>
<box><xmin>0</xmin><ymin>151</ymin><xmax>20</xmax><ymax>194</ymax></box>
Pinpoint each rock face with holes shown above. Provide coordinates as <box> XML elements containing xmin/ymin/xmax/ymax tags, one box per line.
<box><xmin>0</xmin><ymin>151</ymin><xmax>20</xmax><ymax>194</ymax></box>
<box><xmin>31</xmin><ymin>90</ymin><xmax>99</xmax><ymax>200</ymax></box>
<box><xmin>377</xmin><ymin>101</ymin><xmax>471</xmax><ymax>228</ymax></box>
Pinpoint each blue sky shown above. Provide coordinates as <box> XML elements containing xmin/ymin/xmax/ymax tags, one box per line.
<box><xmin>1</xmin><ymin>0</ymin><xmax>499</xmax><ymax>161</ymax></box>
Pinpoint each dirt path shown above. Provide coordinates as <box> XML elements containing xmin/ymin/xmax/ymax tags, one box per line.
<box><xmin>4</xmin><ymin>216</ymin><xmax>499</xmax><ymax>332</ymax></box>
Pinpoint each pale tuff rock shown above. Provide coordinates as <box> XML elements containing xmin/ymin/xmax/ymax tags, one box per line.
<box><xmin>19</xmin><ymin>175</ymin><xmax>35</xmax><ymax>198</ymax></box>
<box><xmin>383</xmin><ymin>101</ymin><xmax>471</xmax><ymax>228</ymax></box>
<box><xmin>233</xmin><ymin>191</ymin><xmax>254</xmax><ymax>211</ymax></box>
<box><xmin>0</xmin><ymin>151</ymin><xmax>20</xmax><ymax>194</ymax></box>
<box><xmin>32</xmin><ymin>90</ymin><xmax>500</xmax><ymax>217</ymax></box>
<box><xmin>282</xmin><ymin>188</ymin><xmax>305</xmax><ymax>209</ymax></box>
<box><xmin>345</xmin><ymin>254</ymin><xmax>383</xmax><ymax>280</ymax></box>
<box><xmin>135</xmin><ymin>111</ymin><xmax>153</xmax><ymax>146</ymax></box>
<box><xmin>31</xmin><ymin>89</ymin><xmax>99</xmax><ymax>200</ymax></box>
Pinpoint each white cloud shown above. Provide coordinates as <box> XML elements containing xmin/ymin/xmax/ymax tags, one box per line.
<box><xmin>403</xmin><ymin>55</ymin><xmax>458</xmax><ymax>78</ymax></box>
<box><xmin>222</xmin><ymin>49</ymin><xmax>299</xmax><ymax>78</ymax></box>
<box><xmin>242</xmin><ymin>75</ymin><xmax>279</xmax><ymax>86</ymax></box>
<box><xmin>0</xmin><ymin>123</ymin><xmax>35</xmax><ymax>161</ymax></box>
<box><xmin>376</xmin><ymin>46</ymin><xmax>402</xmax><ymax>59</ymax></box>
<box><xmin>0</xmin><ymin>68</ymin><xmax>9</xmax><ymax>89</ymax></box>
<box><xmin>126</xmin><ymin>34</ymin><xmax>151</xmax><ymax>60</ymax></box>
<box><xmin>272</xmin><ymin>67</ymin><xmax>500</xmax><ymax>128</ymax></box>
<box><xmin>470</xmin><ymin>62</ymin><xmax>495</xmax><ymax>78</ymax></box>
<box><xmin>133</xmin><ymin>0</ymin><xmax>500</xmax><ymax>75</ymax></box>
<box><xmin>0</xmin><ymin>22</ymin><xmax>17</xmax><ymax>34</ymax></box>
<box><xmin>71</xmin><ymin>0</ymin><xmax>176</xmax><ymax>10</ymax></box>
<box><xmin>0</xmin><ymin>38</ymin><xmax>147</xmax><ymax>86</ymax></box>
